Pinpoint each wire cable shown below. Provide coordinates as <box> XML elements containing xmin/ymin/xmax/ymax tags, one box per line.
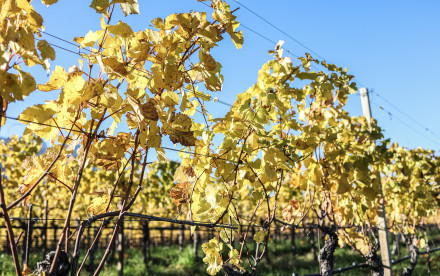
<box><xmin>373</xmin><ymin>91</ymin><xmax>440</xmax><ymax>139</ymax></box>
<box><xmin>34</xmin><ymin>37</ymin><xmax>80</xmax><ymax>55</ymax></box>
<box><xmin>371</xmin><ymin>102</ymin><xmax>440</xmax><ymax>146</ymax></box>
<box><xmin>232</xmin><ymin>0</ymin><xmax>325</xmax><ymax>61</ymax></box>
<box><xmin>41</xmin><ymin>31</ymin><xmax>80</xmax><ymax>47</ymax></box>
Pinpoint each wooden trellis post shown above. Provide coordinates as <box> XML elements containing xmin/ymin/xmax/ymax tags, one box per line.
<box><xmin>117</xmin><ymin>219</ymin><xmax>124</xmax><ymax>276</ymax></box>
<box><xmin>193</xmin><ymin>227</ymin><xmax>199</xmax><ymax>262</ymax></box>
<box><xmin>291</xmin><ymin>227</ymin><xmax>296</xmax><ymax>257</ymax></box>
<box><xmin>42</xmin><ymin>199</ymin><xmax>48</xmax><ymax>254</ymax></box>
<box><xmin>360</xmin><ymin>87</ymin><xmax>392</xmax><ymax>276</ymax></box>
<box><xmin>179</xmin><ymin>225</ymin><xmax>184</xmax><ymax>251</ymax></box>
<box><xmin>23</xmin><ymin>204</ymin><xmax>33</xmax><ymax>268</ymax></box>
<box><xmin>52</xmin><ymin>221</ymin><xmax>58</xmax><ymax>249</ymax></box>
<box><xmin>168</xmin><ymin>224</ymin><xmax>174</xmax><ymax>246</ymax></box>
<box><xmin>142</xmin><ymin>221</ymin><xmax>150</xmax><ymax>267</ymax></box>
<box><xmin>159</xmin><ymin>228</ymin><xmax>164</xmax><ymax>244</ymax></box>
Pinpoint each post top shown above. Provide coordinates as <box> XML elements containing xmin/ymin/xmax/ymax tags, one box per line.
<box><xmin>359</xmin><ymin>87</ymin><xmax>368</xmax><ymax>94</ymax></box>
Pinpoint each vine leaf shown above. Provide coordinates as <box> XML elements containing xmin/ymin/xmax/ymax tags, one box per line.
<box><xmin>169</xmin><ymin>182</ymin><xmax>189</xmax><ymax>212</ymax></box>
<box><xmin>282</xmin><ymin>199</ymin><xmax>301</xmax><ymax>222</ymax></box>
<box><xmin>120</xmin><ymin>0</ymin><xmax>139</xmax><ymax>16</ymax></box>
<box><xmin>37</xmin><ymin>40</ymin><xmax>56</xmax><ymax>61</ymax></box>
<box><xmin>164</xmin><ymin>113</ymin><xmax>196</xmax><ymax>147</ymax></box>
<box><xmin>107</xmin><ymin>20</ymin><xmax>134</xmax><ymax>38</ymax></box>
<box><xmin>253</xmin><ymin>230</ymin><xmax>267</xmax><ymax>244</ymax></box>
<box><xmin>42</xmin><ymin>0</ymin><xmax>59</xmax><ymax>6</ymax></box>
<box><xmin>89</xmin><ymin>0</ymin><xmax>110</xmax><ymax>14</ymax></box>
<box><xmin>97</xmin><ymin>56</ymin><xmax>128</xmax><ymax>77</ymax></box>
<box><xmin>335</xmin><ymin>175</ymin><xmax>350</xmax><ymax>194</ymax></box>
<box><xmin>174</xmin><ymin>165</ymin><xmax>195</xmax><ymax>183</ymax></box>
<box><xmin>87</xmin><ymin>194</ymin><xmax>110</xmax><ymax>215</ymax></box>
<box><xmin>127</xmin><ymin>95</ymin><xmax>159</xmax><ymax>123</ymax></box>
<box><xmin>202</xmin><ymin>238</ymin><xmax>223</xmax><ymax>275</ymax></box>
<box><xmin>161</xmin><ymin>91</ymin><xmax>180</xmax><ymax>107</ymax></box>
<box><xmin>37</xmin><ymin>66</ymin><xmax>68</xmax><ymax>92</ymax></box>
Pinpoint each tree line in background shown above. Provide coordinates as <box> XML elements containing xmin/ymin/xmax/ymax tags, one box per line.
<box><xmin>0</xmin><ymin>0</ymin><xmax>439</xmax><ymax>275</ymax></box>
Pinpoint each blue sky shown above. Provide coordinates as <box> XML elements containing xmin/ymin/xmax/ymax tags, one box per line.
<box><xmin>4</xmin><ymin>0</ymin><xmax>440</xmax><ymax>153</ymax></box>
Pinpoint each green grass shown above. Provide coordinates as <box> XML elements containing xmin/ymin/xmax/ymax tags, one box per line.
<box><xmin>1</xmin><ymin>239</ymin><xmax>439</xmax><ymax>275</ymax></box>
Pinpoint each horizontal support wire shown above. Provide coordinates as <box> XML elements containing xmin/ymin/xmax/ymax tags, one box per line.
<box><xmin>9</xmin><ymin>216</ymin><xmax>436</xmax><ymax>232</ymax></box>
<box><xmin>371</xmin><ymin>102</ymin><xmax>440</xmax><ymax>146</ymax></box>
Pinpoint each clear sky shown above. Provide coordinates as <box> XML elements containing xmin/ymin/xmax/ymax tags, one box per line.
<box><xmin>4</xmin><ymin>0</ymin><xmax>440</xmax><ymax>153</ymax></box>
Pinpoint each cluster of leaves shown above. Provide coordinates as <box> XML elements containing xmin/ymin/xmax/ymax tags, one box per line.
<box><xmin>0</xmin><ymin>135</ymin><xmax>192</xmax><ymax>258</ymax></box>
<box><xmin>0</xmin><ymin>0</ymin><xmax>56</xmax><ymax>126</ymax></box>
<box><xmin>382</xmin><ymin>146</ymin><xmax>440</xmax><ymax>233</ymax></box>
<box><xmin>0</xmin><ymin>135</ymin><xmax>42</xmax><ymax>216</ymax></box>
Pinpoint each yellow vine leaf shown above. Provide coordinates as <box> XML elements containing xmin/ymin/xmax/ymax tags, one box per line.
<box><xmin>89</xmin><ymin>0</ymin><xmax>110</xmax><ymax>14</ymax></box>
<box><xmin>19</xmin><ymin>103</ymin><xmax>56</xmax><ymax>124</ymax></box>
<box><xmin>164</xmin><ymin>64</ymin><xmax>183</xmax><ymax>90</ymax></box>
<box><xmin>199</xmin><ymin>51</ymin><xmax>217</xmax><ymax>71</ymax></box>
<box><xmin>141</xmin><ymin>100</ymin><xmax>159</xmax><ymax>121</ymax></box>
<box><xmin>97</xmin><ymin>56</ymin><xmax>128</xmax><ymax>77</ymax></box>
<box><xmin>107</xmin><ymin>20</ymin><xmax>134</xmax><ymax>38</ymax></box>
<box><xmin>146</xmin><ymin>122</ymin><xmax>161</xmax><ymax>148</ymax></box>
<box><xmin>355</xmin><ymin>239</ymin><xmax>369</xmax><ymax>255</ymax></box>
<box><xmin>335</xmin><ymin>175</ymin><xmax>350</xmax><ymax>194</ymax></box>
<box><xmin>253</xmin><ymin>230</ymin><xmax>267</xmax><ymax>244</ymax></box>
<box><xmin>419</xmin><ymin>238</ymin><xmax>426</xmax><ymax>249</ymax></box>
<box><xmin>42</xmin><ymin>0</ymin><xmax>59</xmax><ymax>6</ymax></box>
<box><xmin>149</xmin><ymin>63</ymin><xmax>165</xmax><ymax>92</ymax></box>
<box><xmin>362</xmin><ymin>187</ymin><xmax>377</xmax><ymax>201</ymax></box>
<box><xmin>120</xmin><ymin>0</ymin><xmax>139</xmax><ymax>16</ymax></box>
<box><xmin>165</xmin><ymin>113</ymin><xmax>196</xmax><ymax>147</ymax></box>
<box><xmin>60</xmin><ymin>74</ymin><xmax>86</xmax><ymax>108</ymax></box>
<box><xmin>161</xmin><ymin>91</ymin><xmax>180</xmax><ymax>106</ymax></box>
<box><xmin>228</xmin><ymin>249</ymin><xmax>240</xmax><ymax>265</ymax></box>
<box><xmin>38</xmin><ymin>66</ymin><xmax>68</xmax><ymax>92</ymax></box>
<box><xmin>156</xmin><ymin>147</ymin><xmax>167</xmax><ymax>162</ymax></box>
<box><xmin>17</xmin><ymin>147</ymin><xmax>64</xmax><ymax>205</ymax></box>
<box><xmin>17</xmin><ymin>0</ymin><xmax>43</xmax><ymax>32</ymax></box>
<box><xmin>15</xmin><ymin>67</ymin><xmax>37</xmax><ymax>98</ymax></box>
<box><xmin>282</xmin><ymin>199</ymin><xmax>301</xmax><ymax>222</ymax></box>
<box><xmin>0</xmin><ymin>99</ymin><xmax>6</xmax><ymax>126</ymax></box>
<box><xmin>75</xmin><ymin>30</ymin><xmax>105</xmax><ymax>48</ymax></box>
<box><xmin>230</xmin><ymin>30</ymin><xmax>243</xmax><ymax>49</ymax></box>
<box><xmin>174</xmin><ymin>165</ymin><xmax>196</xmax><ymax>183</ymax></box>
<box><xmin>127</xmin><ymin>95</ymin><xmax>159</xmax><ymax>123</ymax></box>
<box><xmin>37</xmin><ymin>40</ymin><xmax>56</xmax><ymax>61</ymax></box>
<box><xmin>200</xmin><ymin>69</ymin><xmax>223</xmax><ymax>91</ymax></box>
<box><xmin>87</xmin><ymin>194</ymin><xmax>110</xmax><ymax>215</ymax></box>
<box><xmin>18</xmin><ymin>167</ymin><xmax>41</xmax><ymax>197</ymax></box>
<box><xmin>202</xmin><ymin>238</ymin><xmax>223</xmax><ymax>276</ymax></box>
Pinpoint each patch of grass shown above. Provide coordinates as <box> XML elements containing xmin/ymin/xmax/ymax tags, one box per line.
<box><xmin>1</xmin><ymin>239</ymin><xmax>440</xmax><ymax>275</ymax></box>
<box><xmin>0</xmin><ymin>253</ymin><xmax>15</xmax><ymax>276</ymax></box>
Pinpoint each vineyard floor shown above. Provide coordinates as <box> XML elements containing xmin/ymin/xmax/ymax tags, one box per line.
<box><xmin>1</xmin><ymin>239</ymin><xmax>439</xmax><ymax>275</ymax></box>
